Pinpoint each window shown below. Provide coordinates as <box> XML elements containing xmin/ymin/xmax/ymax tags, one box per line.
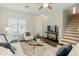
<box><xmin>8</xmin><ymin>18</ymin><xmax>26</xmax><ymax>36</ymax></box>
<box><xmin>73</xmin><ymin>7</ymin><xmax>76</xmax><ymax>14</ymax></box>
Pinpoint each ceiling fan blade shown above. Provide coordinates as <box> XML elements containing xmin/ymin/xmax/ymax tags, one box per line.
<box><xmin>48</xmin><ymin>5</ymin><xmax>52</xmax><ymax>9</ymax></box>
<box><xmin>39</xmin><ymin>6</ymin><xmax>43</xmax><ymax>10</ymax></box>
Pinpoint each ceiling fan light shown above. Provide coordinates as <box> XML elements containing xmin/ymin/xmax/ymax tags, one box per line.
<box><xmin>43</xmin><ymin>3</ymin><xmax>48</xmax><ymax>8</ymax></box>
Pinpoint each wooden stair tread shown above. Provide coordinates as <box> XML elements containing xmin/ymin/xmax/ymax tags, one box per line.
<box><xmin>64</xmin><ymin>34</ymin><xmax>79</xmax><ymax>38</ymax></box>
<box><xmin>64</xmin><ymin>33</ymin><xmax>79</xmax><ymax>36</ymax></box>
<box><xmin>67</xmin><ymin>27</ymin><xmax>78</xmax><ymax>29</ymax></box>
<box><xmin>66</xmin><ymin>29</ymin><xmax>78</xmax><ymax>31</ymax></box>
<box><xmin>59</xmin><ymin>41</ymin><xmax>75</xmax><ymax>45</ymax></box>
<box><xmin>70</xmin><ymin>19</ymin><xmax>79</xmax><ymax>22</ymax></box>
<box><xmin>63</xmin><ymin>36</ymin><xmax>79</xmax><ymax>41</ymax></box>
<box><xmin>68</xmin><ymin>25</ymin><xmax>78</xmax><ymax>27</ymax></box>
<box><xmin>69</xmin><ymin>23</ymin><xmax>79</xmax><ymax>25</ymax></box>
<box><xmin>64</xmin><ymin>31</ymin><xmax>79</xmax><ymax>35</ymax></box>
<box><xmin>68</xmin><ymin>24</ymin><xmax>78</xmax><ymax>26</ymax></box>
<box><xmin>70</xmin><ymin>20</ymin><xmax>79</xmax><ymax>21</ymax></box>
<box><xmin>65</xmin><ymin>31</ymin><xmax>79</xmax><ymax>33</ymax></box>
<box><xmin>61</xmin><ymin>39</ymin><xmax>76</xmax><ymax>43</ymax></box>
<box><xmin>69</xmin><ymin>22</ymin><xmax>79</xmax><ymax>23</ymax></box>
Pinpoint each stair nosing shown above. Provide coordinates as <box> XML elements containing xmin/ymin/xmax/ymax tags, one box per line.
<box><xmin>59</xmin><ymin>41</ymin><xmax>76</xmax><ymax>45</ymax></box>
<box><xmin>63</xmin><ymin>36</ymin><xmax>79</xmax><ymax>41</ymax></box>
<box><xmin>64</xmin><ymin>35</ymin><xmax>79</xmax><ymax>39</ymax></box>
<box><xmin>64</xmin><ymin>32</ymin><xmax>79</xmax><ymax>35</ymax></box>
<box><xmin>61</xmin><ymin>39</ymin><xmax>76</xmax><ymax>43</ymax></box>
<box><xmin>61</xmin><ymin>40</ymin><xmax>76</xmax><ymax>45</ymax></box>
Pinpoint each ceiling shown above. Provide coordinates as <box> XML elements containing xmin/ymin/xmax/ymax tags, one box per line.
<box><xmin>0</xmin><ymin>3</ymin><xmax>75</xmax><ymax>15</ymax></box>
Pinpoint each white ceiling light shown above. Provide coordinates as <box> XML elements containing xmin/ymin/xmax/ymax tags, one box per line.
<box><xmin>43</xmin><ymin>3</ymin><xmax>48</xmax><ymax>8</ymax></box>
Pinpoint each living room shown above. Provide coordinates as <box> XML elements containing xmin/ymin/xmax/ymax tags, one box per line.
<box><xmin>0</xmin><ymin>3</ymin><xmax>79</xmax><ymax>56</ymax></box>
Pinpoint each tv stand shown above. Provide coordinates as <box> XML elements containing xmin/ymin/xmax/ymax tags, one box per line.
<box><xmin>45</xmin><ymin>31</ymin><xmax>59</xmax><ymax>42</ymax></box>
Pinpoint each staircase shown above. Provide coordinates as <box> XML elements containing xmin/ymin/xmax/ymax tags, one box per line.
<box><xmin>60</xmin><ymin>13</ymin><xmax>79</xmax><ymax>45</ymax></box>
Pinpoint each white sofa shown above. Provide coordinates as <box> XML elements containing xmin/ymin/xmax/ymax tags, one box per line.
<box><xmin>0</xmin><ymin>35</ymin><xmax>13</xmax><ymax>56</ymax></box>
<box><xmin>11</xmin><ymin>42</ymin><xmax>25</xmax><ymax>56</ymax></box>
<box><xmin>0</xmin><ymin>34</ymin><xmax>25</xmax><ymax>56</ymax></box>
<box><xmin>0</xmin><ymin>46</ymin><xmax>14</xmax><ymax>56</ymax></box>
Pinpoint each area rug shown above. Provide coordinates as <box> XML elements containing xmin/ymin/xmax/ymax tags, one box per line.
<box><xmin>20</xmin><ymin>41</ymin><xmax>61</xmax><ymax>56</ymax></box>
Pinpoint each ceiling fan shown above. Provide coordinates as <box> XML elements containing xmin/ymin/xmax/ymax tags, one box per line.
<box><xmin>39</xmin><ymin>3</ymin><xmax>52</xmax><ymax>10</ymax></box>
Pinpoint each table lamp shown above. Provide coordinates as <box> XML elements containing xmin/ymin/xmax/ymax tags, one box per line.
<box><xmin>5</xmin><ymin>27</ymin><xmax>11</xmax><ymax>35</ymax></box>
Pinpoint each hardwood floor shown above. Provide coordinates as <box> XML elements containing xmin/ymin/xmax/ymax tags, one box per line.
<box><xmin>20</xmin><ymin>37</ymin><xmax>63</xmax><ymax>47</ymax></box>
<box><xmin>40</xmin><ymin>37</ymin><xmax>63</xmax><ymax>47</ymax></box>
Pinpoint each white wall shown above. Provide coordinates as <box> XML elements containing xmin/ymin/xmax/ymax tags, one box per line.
<box><xmin>34</xmin><ymin>15</ymin><xmax>48</xmax><ymax>36</ymax></box>
<box><xmin>0</xmin><ymin>7</ymin><xmax>36</xmax><ymax>36</ymax></box>
<box><xmin>33</xmin><ymin>11</ymin><xmax>63</xmax><ymax>40</ymax></box>
<box><xmin>47</xmin><ymin>10</ymin><xmax>74</xmax><ymax>40</ymax></box>
<box><xmin>34</xmin><ymin>12</ymin><xmax>63</xmax><ymax>40</ymax></box>
<box><xmin>47</xmin><ymin>11</ymin><xmax>63</xmax><ymax>40</ymax></box>
<box><xmin>62</xmin><ymin>10</ymin><xmax>72</xmax><ymax>36</ymax></box>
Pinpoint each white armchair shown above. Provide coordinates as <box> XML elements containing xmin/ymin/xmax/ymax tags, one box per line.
<box><xmin>24</xmin><ymin>32</ymin><xmax>33</xmax><ymax>41</ymax></box>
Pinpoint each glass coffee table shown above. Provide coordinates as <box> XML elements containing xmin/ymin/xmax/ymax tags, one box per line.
<box><xmin>27</xmin><ymin>38</ymin><xmax>44</xmax><ymax>50</ymax></box>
